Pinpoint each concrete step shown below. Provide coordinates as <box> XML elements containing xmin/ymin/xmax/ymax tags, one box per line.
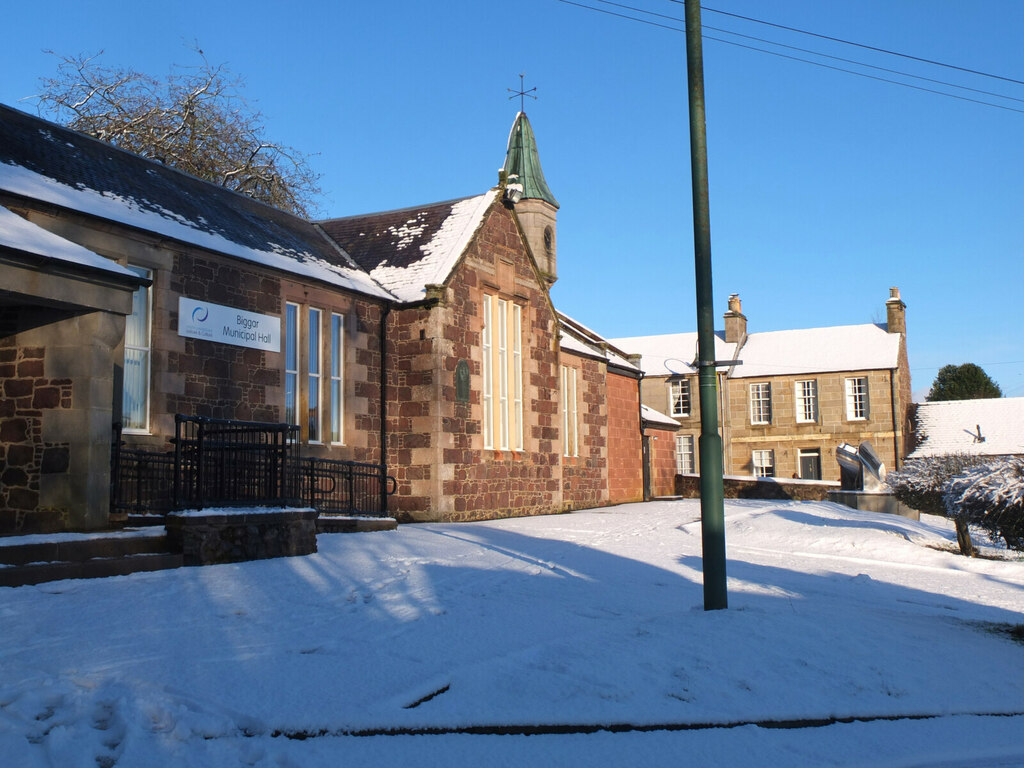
<box><xmin>0</xmin><ymin>552</ymin><xmax>184</xmax><ymax>588</ymax></box>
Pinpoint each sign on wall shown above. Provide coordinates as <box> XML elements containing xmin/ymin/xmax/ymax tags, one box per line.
<box><xmin>178</xmin><ymin>297</ymin><xmax>281</xmax><ymax>353</ymax></box>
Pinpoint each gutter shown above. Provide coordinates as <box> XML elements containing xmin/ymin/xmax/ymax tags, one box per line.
<box><xmin>890</xmin><ymin>367</ymin><xmax>900</xmax><ymax>470</ymax></box>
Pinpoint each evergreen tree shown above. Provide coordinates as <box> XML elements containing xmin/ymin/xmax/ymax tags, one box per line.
<box><xmin>926</xmin><ymin>363</ymin><xmax>1002</xmax><ymax>401</ymax></box>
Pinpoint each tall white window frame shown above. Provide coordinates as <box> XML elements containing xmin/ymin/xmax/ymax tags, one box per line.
<box><xmin>330</xmin><ymin>313</ymin><xmax>344</xmax><ymax>444</ymax></box>
<box><xmin>795</xmin><ymin>379</ymin><xmax>818</xmax><ymax>424</ymax></box>
<box><xmin>284</xmin><ymin>303</ymin><xmax>299</xmax><ymax>428</ymax></box>
<box><xmin>513</xmin><ymin>304</ymin><xmax>523</xmax><ymax>451</ymax></box>
<box><xmin>752</xmin><ymin>449</ymin><xmax>775</xmax><ymax>478</ymax></box>
<box><xmin>675</xmin><ymin>434</ymin><xmax>695</xmax><ymax>474</ymax></box>
<box><xmin>750</xmin><ymin>382</ymin><xmax>772</xmax><ymax>425</ymax></box>
<box><xmin>562</xmin><ymin>364</ymin><xmax>578</xmax><ymax>457</ymax></box>
<box><xmin>482</xmin><ymin>295</ymin><xmax>493</xmax><ymax>449</ymax></box>
<box><xmin>481</xmin><ymin>295</ymin><xmax>523</xmax><ymax>452</ymax></box>
<box><xmin>845</xmin><ymin>376</ymin><xmax>869</xmax><ymax>420</ymax></box>
<box><xmin>669</xmin><ymin>379</ymin><xmax>691</xmax><ymax>418</ymax></box>
<box><xmin>497</xmin><ymin>299</ymin><xmax>509</xmax><ymax>450</ymax></box>
<box><xmin>307</xmin><ymin>308</ymin><xmax>322</xmax><ymax>442</ymax></box>
<box><xmin>122</xmin><ymin>265</ymin><xmax>152</xmax><ymax>433</ymax></box>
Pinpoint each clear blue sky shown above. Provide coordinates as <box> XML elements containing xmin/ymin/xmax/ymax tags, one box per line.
<box><xmin>3</xmin><ymin>1</ymin><xmax>1022</xmax><ymax>398</ymax></box>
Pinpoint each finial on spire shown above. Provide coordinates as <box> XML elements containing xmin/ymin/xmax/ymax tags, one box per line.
<box><xmin>507</xmin><ymin>73</ymin><xmax>537</xmax><ymax>113</ymax></box>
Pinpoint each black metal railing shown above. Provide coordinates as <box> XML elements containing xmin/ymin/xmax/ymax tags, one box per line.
<box><xmin>173</xmin><ymin>415</ymin><xmax>300</xmax><ymax>510</ymax></box>
<box><xmin>295</xmin><ymin>457</ymin><xmax>397</xmax><ymax>517</ymax></box>
<box><xmin>111</xmin><ymin>416</ymin><xmax>395</xmax><ymax>518</ymax></box>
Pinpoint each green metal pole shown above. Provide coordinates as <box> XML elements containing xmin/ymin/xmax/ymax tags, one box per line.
<box><xmin>684</xmin><ymin>0</ymin><xmax>727</xmax><ymax>610</ymax></box>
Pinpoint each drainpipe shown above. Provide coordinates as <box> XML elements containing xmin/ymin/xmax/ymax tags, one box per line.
<box><xmin>380</xmin><ymin>300</ymin><xmax>392</xmax><ymax>512</ymax></box>
<box><xmin>890</xmin><ymin>367</ymin><xmax>899</xmax><ymax>471</ymax></box>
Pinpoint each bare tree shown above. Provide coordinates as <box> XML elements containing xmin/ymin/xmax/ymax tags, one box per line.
<box><xmin>34</xmin><ymin>50</ymin><xmax>322</xmax><ymax>217</ymax></box>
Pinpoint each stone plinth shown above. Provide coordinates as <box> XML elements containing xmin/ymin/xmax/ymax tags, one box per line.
<box><xmin>827</xmin><ymin>491</ymin><xmax>919</xmax><ymax>521</ymax></box>
<box><xmin>166</xmin><ymin>507</ymin><xmax>317</xmax><ymax>566</ymax></box>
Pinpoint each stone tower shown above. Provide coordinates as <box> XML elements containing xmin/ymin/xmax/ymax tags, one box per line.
<box><xmin>501</xmin><ymin>112</ymin><xmax>560</xmax><ymax>284</ymax></box>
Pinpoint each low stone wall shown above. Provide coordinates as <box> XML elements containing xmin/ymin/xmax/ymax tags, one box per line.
<box><xmin>165</xmin><ymin>507</ymin><xmax>317</xmax><ymax>566</ymax></box>
<box><xmin>674</xmin><ymin>474</ymin><xmax>840</xmax><ymax>502</ymax></box>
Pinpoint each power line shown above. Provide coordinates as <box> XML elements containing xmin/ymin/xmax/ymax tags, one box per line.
<box><xmin>554</xmin><ymin>0</ymin><xmax>1024</xmax><ymax>114</ymax></box>
<box><xmin>693</xmin><ymin>3</ymin><xmax>1024</xmax><ymax>89</ymax></box>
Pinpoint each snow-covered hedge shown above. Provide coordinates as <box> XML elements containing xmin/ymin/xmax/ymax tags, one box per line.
<box><xmin>945</xmin><ymin>458</ymin><xmax>1024</xmax><ymax>551</ymax></box>
<box><xmin>886</xmin><ymin>454</ymin><xmax>987</xmax><ymax>517</ymax></box>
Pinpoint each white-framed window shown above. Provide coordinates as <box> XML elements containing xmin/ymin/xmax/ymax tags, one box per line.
<box><xmin>845</xmin><ymin>376</ymin><xmax>869</xmax><ymax>420</ymax></box>
<box><xmin>122</xmin><ymin>265</ymin><xmax>152</xmax><ymax>432</ymax></box>
<box><xmin>482</xmin><ymin>294</ymin><xmax>523</xmax><ymax>451</ymax></box>
<box><xmin>749</xmin><ymin>382</ymin><xmax>772</xmax><ymax>425</ymax></box>
<box><xmin>753</xmin><ymin>449</ymin><xmax>775</xmax><ymax>478</ymax></box>
<box><xmin>482</xmin><ymin>295</ymin><xmax>493</xmax><ymax>449</ymax></box>
<box><xmin>669</xmin><ymin>379</ymin><xmax>691</xmax><ymax>418</ymax></box>
<box><xmin>284</xmin><ymin>303</ymin><xmax>299</xmax><ymax>428</ymax></box>
<box><xmin>330</xmin><ymin>313</ymin><xmax>344</xmax><ymax>444</ymax></box>
<box><xmin>798</xmin><ymin>448</ymin><xmax>822</xmax><ymax>480</ymax></box>
<box><xmin>307</xmin><ymin>308</ymin><xmax>322</xmax><ymax>442</ymax></box>
<box><xmin>795</xmin><ymin>379</ymin><xmax>818</xmax><ymax>423</ymax></box>
<box><xmin>562</xmin><ymin>364</ymin><xmax>578</xmax><ymax>457</ymax></box>
<box><xmin>675</xmin><ymin>434</ymin><xmax>695</xmax><ymax>474</ymax></box>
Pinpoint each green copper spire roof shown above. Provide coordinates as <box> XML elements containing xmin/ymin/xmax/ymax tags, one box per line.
<box><xmin>503</xmin><ymin>112</ymin><xmax>559</xmax><ymax>209</ymax></box>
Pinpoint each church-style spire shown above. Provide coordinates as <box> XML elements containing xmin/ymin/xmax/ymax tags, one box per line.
<box><xmin>502</xmin><ymin>112</ymin><xmax>559</xmax><ymax>209</ymax></box>
<box><xmin>500</xmin><ymin>110</ymin><xmax>560</xmax><ymax>285</ymax></box>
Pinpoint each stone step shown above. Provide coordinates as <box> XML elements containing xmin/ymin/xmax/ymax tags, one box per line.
<box><xmin>317</xmin><ymin>515</ymin><xmax>398</xmax><ymax>534</ymax></box>
<box><xmin>0</xmin><ymin>552</ymin><xmax>184</xmax><ymax>588</ymax></box>
<box><xmin>0</xmin><ymin>532</ymin><xmax>172</xmax><ymax>567</ymax></box>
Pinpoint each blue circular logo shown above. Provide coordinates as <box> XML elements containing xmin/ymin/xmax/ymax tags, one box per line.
<box><xmin>192</xmin><ymin>306</ymin><xmax>209</xmax><ymax>323</ymax></box>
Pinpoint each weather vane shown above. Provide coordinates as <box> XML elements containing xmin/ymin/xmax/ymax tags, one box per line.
<box><xmin>507</xmin><ymin>73</ymin><xmax>537</xmax><ymax>112</ymax></box>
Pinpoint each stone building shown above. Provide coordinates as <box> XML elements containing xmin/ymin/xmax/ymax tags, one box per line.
<box><xmin>613</xmin><ymin>289</ymin><xmax>912</xmax><ymax>483</ymax></box>
<box><xmin>0</xmin><ymin>103</ymin><xmax>644</xmax><ymax>533</ymax></box>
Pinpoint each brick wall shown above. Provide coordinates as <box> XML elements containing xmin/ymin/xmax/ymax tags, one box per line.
<box><xmin>645</xmin><ymin>426</ymin><xmax>679</xmax><ymax>498</ymax></box>
<box><xmin>562</xmin><ymin>354</ymin><xmax>608</xmax><ymax>511</ymax></box>
<box><xmin>387</xmin><ymin>201</ymin><xmax>563</xmax><ymax>522</ymax></box>
<box><xmin>607</xmin><ymin>371</ymin><xmax>643</xmax><ymax>504</ymax></box>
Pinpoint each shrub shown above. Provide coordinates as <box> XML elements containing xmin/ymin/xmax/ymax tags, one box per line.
<box><xmin>887</xmin><ymin>455</ymin><xmax>989</xmax><ymax>555</ymax></box>
<box><xmin>945</xmin><ymin>458</ymin><xmax>1024</xmax><ymax>551</ymax></box>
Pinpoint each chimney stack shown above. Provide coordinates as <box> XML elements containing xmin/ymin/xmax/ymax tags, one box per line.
<box><xmin>723</xmin><ymin>293</ymin><xmax>747</xmax><ymax>344</ymax></box>
<box><xmin>885</xmin><ymin>286</ymin><xmax>906</xmax><ymax>335</ymax></box>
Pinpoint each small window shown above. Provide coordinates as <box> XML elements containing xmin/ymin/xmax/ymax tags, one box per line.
<box><xmin>669</xmin><ymin>379</ymin><xmax>691</xmax><ymax>418</ymax></box>
<box><xmin>798</xmin><ymin>448</ymin><xmax>822</xmax><ymax>480</ymax></box>
<box><xmin>795</xmin><ymin>380</ymin><xmax>818</xmax><ymax>423</ymax></box>
<box><xmin>675</xmin><ymin>434</ymin><xmax>695</xmax><ymax>474</ymax></box>
<box><xmin>753</xmin><ymin>449</ymin><xmax>775</xmax><ymax>478</ymax></box>
<box><xmin>562</xmin><ymin>365</ymin><xmax>578</xmax><ymax>457</ymax></box>
<box><xmin>284</xmin><ymin>303</ymin><xmax>299</xmax><ymax>427</ymax></box>
<box><xmin>750</xmin><ymin>382</ymin><xmax>772</xmax><ymax>425</ymax></box>
<box><xmin>122</xmin><ymin>265</ymin><xmax>152</xmax><ymax>432</ymax></box>
<box><xmin>845</xmin><ymin>377</ymin><xmax>869</xmax><ymax>420</ymax></box>
<box><xmin>330</xmin><ymin>313</ymin><xmax>344</xmax><ymax>444</ymax></box>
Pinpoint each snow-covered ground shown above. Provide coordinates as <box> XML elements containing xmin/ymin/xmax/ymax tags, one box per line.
<box><xmin>1</xmin><ymin>499</ymin><xmax>1022</xmax><ymax>767</ymax></box>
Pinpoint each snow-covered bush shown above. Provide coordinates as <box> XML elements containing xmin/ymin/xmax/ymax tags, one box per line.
<box><xmin>945</xmin><ymin>458</ymin><xmax>1024</xmax><ymax>551</ymax></box>
<box><xmin>887</xmin><ymin>454</ymin><xmax>989</xmax><ymax>555</ymax></box>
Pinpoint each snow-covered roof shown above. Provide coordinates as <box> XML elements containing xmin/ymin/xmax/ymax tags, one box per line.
<box><xmin>607</xmin><ymin>331</ymin><xmax>738</xmax><ymax>377</ymax></box>
<box><xmin>908</xmin><ymin>397</ymin><xmax>1024</xmax><ymax>458</ymax></box>
<box><xmin>318</xmin><ymin>192</ymin><xmax>497</xmax><ymax>303</ymax></box>
<box><xmin>641</xmin><ymin>404</ymin><xmax>680</xmax><ymax>429</ymax></box>
<box><xmin>0</xmin><ymin>104</ymin><xmax>394</xmax><ymax>301</ymax></box>
<box><xmin>0</xmin><ymin>205</ymin><xmax>137</xmax><ymax>279</ymax></box>
<box><xmin>731</xmin><ymin>323</ymin><xmax>901</xmax><ymax>379</ymax></box>
<box><xmin>558</xmin><ymin>312</ymin><xmax>640</xmax><ymax>374</ymax></box>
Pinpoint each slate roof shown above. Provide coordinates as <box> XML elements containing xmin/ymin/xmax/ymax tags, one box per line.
<box><xmin>731</xmin><ymin>323</ymin><xmax>900</xmax><ymax>379</ymax></box>
<box><xmin>909</xmin><ymin>397</ymin><xmax>1024</xmax><ymax>458</ymax></box>
<box><xmin>608</xmin><ymin>331</ymin><xmax>738</xmax><ymax>376</ymax></box>
<box><xmin>0</xmin><ymin>104</ymin><xmax>392</xmax><ymax>300</ymax></box>
<box><xmin>317</xmin><ymin>192</ymin><xmax>497</xmax><ymax>303</ymax></box>
<box><xmin>558</xmin><ymin>312</ymin><xmax>640</xmax><ymax>376</ymax></box>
